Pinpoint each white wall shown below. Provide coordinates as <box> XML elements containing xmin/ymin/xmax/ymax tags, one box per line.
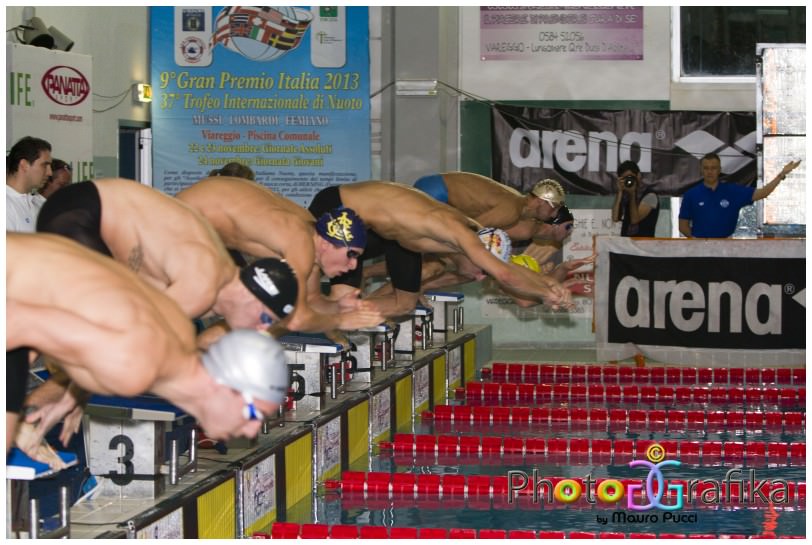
<box><xmin>5</xmin><ymin>6</ymin><xmax>149</xmax><ymax>176</ymax></box>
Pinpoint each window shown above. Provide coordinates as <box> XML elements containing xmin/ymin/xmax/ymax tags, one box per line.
<box><xmin>678</xmin><ymin>7</ymin><xmax>805</xmax><ymax>78</ymax></box>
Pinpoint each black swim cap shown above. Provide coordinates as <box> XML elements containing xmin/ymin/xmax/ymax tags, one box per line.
<box><xmin>239</xmin><ymin>258</ymin><xmax>298</xmax><ymax>318</ymax></box>
<box><xmin>545</xmin><ymin>205</ymin><xmax>574</xmax><ymax>225</ymax></box>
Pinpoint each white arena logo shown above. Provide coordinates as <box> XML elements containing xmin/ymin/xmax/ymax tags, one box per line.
<box><xmin>509</xmin><ymin>129</ymin><xmax>653</xmax><ymax>173</ymax></box>
<box><xmin>614</xmin><ymin>277</ymin><xmax>782</xmax><ymax>335</ymax></box>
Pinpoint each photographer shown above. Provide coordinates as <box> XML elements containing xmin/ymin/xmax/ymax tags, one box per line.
<box><xmin>611</xmin><ymin>160</ymin><xmax>659</xmax><ymax>237</ymax></box>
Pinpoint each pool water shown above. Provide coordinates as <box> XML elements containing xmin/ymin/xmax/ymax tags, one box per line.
<box><xmin>288</xmin><ymin>358</ymin><xmax>805</xmax><ymax>538</ymax></box>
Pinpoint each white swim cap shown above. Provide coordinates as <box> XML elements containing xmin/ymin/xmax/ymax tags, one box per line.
<box><xmin>477</xmin><ymin>227</ymin><xmax>512</xmax><ymax>262</ymax></box>
<box><xmin>202</xmin><ymin>329</ymin><xmax>288</xmax><ymax>404</ymax></box>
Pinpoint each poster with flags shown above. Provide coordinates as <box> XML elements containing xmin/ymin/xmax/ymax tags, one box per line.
<box><xmin>491</xmin><ymin>106</ymin><xmax>757</xmax><ymax>197</ymax></box>
<box><xmin>150</xmin><ymin>6</ymin><xmax>370</xmax><ymax>207</ymax></box>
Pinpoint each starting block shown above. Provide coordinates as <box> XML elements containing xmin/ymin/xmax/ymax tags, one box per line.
<box><xmin>83</xmin><ymin>395</ymin><xmax>197</xmax><ymax>499</ymax></box>
<box><xmin>425</xmin><ymin>292</ymin><xmax>464</xmax><ymax>340</ymax></box>
<box><xmin>346</xmin><ymin>323</ymin><xmax>395</xmax><ymax>385</ymax></box>
<box><xmin>393</xmin><ymin>305</ymin><xmax>434</xmax><ymax>360</ymax></box>
<box><xmin>6</xmin><ymin>448</ymin><xmax>75</xmax><ymax>538</ymax></box>
<box><xmin>280</xmin><ymin>334</ymin><xmax>348</xmax><ymax>416</ymax></box>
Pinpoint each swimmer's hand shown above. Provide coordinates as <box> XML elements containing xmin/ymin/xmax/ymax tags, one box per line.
<box><xmin>14</xmin><ymin>422</ymin><xmax>68</xmax><ymax>470</ymax></box>
<box><xmin>336</xmin><ymin>288</ymin><xmax>364</xmax><ymax>311</ymax></box>
<box><xmin>337</xmin><ymin>308</ymin><xmax>386</xmax><ymax>331</ymax></box>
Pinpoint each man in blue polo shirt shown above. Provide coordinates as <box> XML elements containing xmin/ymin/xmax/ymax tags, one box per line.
<box><xmin>678</xmin><ymin>152</ymin><xmax>801</xmax><ymax>238</ymax></box>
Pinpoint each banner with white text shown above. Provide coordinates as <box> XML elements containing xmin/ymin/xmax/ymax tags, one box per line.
<box><xmin>491</xmin><ymin>107</ymin><xmax>757</xmax><ymax>197</ymax></box>
<box><xmin>150</xmin><ymin>6</ymin><xmax>370</xmax><ymax>206</ymax></box>
<box><xmin>595</xmin><ymin>237</ymin><xmax>805</xmax><ymax>365</ymax></box>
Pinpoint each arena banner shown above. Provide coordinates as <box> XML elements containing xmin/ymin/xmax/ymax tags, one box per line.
<box><xmin>595</xmin><ymin>236</ymin><xmax>805</xmax><ymax>366</ymax></box>
<box><xmin>6</xmin><ymin>43</ymin><xmax>94</xmax><ymax>179</ymax></box>
<box><xmin>491</xmin><ymin>107</ymin><xmax>756</xmax><ymax>197</ymax></box>
<box><xmin>150</xmin><ymin>6</ymin><xmax>370</xmax><ymax>206</ymax></box>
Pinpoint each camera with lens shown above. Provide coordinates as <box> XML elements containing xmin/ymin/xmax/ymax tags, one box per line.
<box><xmin>622</xmin><ymin>175</ymin><xmax>637</xmax><ymax>188</ymax></box>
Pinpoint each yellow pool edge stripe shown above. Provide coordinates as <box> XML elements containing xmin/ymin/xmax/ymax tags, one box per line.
<box><xmin>347</xmin><ymin>400</ymin><xmax>370</xmax><ymax>465</ymax></box>
<box><xmin>197</xmin><ymin>477</ymin><xmax>236</xmax><ymax>538</ymax></box>
<box><xmin>433</xmin><ymin>354</ymin><xmax>447</xmax><ymax>406</ymax></box>
<box><xmin>464</xmin><ymin>338</ymin><xmax>477</xmax><ymax>382</ymax></box>
<box><xmin>395</xmin><ymin>375</ymin><xmax>413</xmax><ymax>431</ymax></box>
<box><xmin>285</xmin><ymin>433</ymin><xmax>313</xmax><ymax>509</ymax></box>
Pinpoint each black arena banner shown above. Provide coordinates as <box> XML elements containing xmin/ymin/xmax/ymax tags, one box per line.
<box><xmin>491</xmin><ymin>106</ymin><xmax>757</xmax><ymax>197</ymax></box>
<box><xmin>607</xmin><ymin>253</ymin><xmax>805</xmax><ymax>350</ymax></box>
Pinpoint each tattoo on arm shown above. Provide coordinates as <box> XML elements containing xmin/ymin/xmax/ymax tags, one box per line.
<box><xmin>127</xmin><ymin>245</ymin><xmax>144</xmax><ymax>272</ymax></box>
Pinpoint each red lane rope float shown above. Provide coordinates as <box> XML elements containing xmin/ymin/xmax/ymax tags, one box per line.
<box><xmin>481</xmin><ymin>363</ymin><xmax>804</xmax><ymax>387</ymax></box>
<box><xmin>378</xmin><ymin>434</ymin><xmax>806</xmax><ymax>468</ymax></box>
<box><xmin>423</xmin><ymin>405</ymin><xmax>806</xmax><ymax>435</ymax></box>
<box><xmin>460</xmin><ymin>381</ymin><xmax>805</xmax><ymax>409</ymax></box>
<box><xmin>322</xmin><ymin>471</ymin><xmax>805</xmax><ymax>511</ymax></box>
<box><xmin>253</xmin><ymin>522</ymin><xmax>806</xmax><ymax>539</ymax></box>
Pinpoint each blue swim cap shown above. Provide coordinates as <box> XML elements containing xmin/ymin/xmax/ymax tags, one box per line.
<box><xmin>315</xmin><ymin>207</ymin><xmax>367</xmax><ymax>249</ymax></box>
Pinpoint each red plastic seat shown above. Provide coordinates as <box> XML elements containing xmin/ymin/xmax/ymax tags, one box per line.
<box><xmin>605</xmin><ymin>384</ymin><xmax>622</xmax><ymax>403</ymax></box>
<box><xmin>712</xmin><ymin>367</ymin><xmax>729</xmax><ymax>384</ymax></box>
<box><xmin>681</xmin><ymin>368</ymin><xmax>697</xmax><ymax>385</ymax></box>
<box><xmin>706</xmin><ymin>411</ymin><xmax>726</xmax><ymax>432</ymax></box>
<box><xmin>744</xmin><ymin>368</ymin><xmax>761</xmax><ymax>385</ymax></box>
<box><xmin>784</xmin><ymin>412</ymin><xmax>804</xmax><ymax>433</ymax></box>
<box><xmin>665</xmin><ymin>367</ymin><xmax>681</xmax><ymax>385</ymax></box>
<box><xmin>479</xmin><ymin>529</ymin><xmax>507</xmax><ymax>539</ymax></box>
<box><xmin>728</xmin><ymin>367</ymin><xmax>744</xmax><ymax>384</ymax></box>
<box><xmin>726</xmin><ymin>411</ymin><xmax>744</xmax><ymax>432</ymax></box>
<box><xmin>330</xmin><ymin>525</ymin><xmax>359</xmax><ymax>539</ymax></box>
<box><xmin>614</xmin><ymin>439</ymin><xmax>634</xmax><ymax>462</ymax></box>
<box><xmin>449</xmin><ymin>528</ymin><xmax>477</xmax><ymax>539</ymax></box>
<box><xmin>633</xmin><ymin>367</ymin><xmax>651</xmax><ymax>384</ymax></box>
<box><xmin>697</xmin><ymin>368</ymin><xmax>713</xmax><ymax>384</ymax></box>
<box><xmin>271</xmin><ymin>522</ymin><xmax>301</xmax><ymax>539</ymax></box>
<box><xmin>591</xmin><ymin>438</ymin><xmax>612</xmax><ymax>464</ymax></box>
<box><xmin>744</xmin><ymin>412</ymin><xmax>765</xmax><ymax>430</ymax></box>
<box><xmin>602</xmin><ymin>366</ymin><xmax>619</xmax><ymax>384</ymax></box>
<box><xmin>685</xmin><ymin>410</ymin><xmax>705</xmax><ymax>432</ymax></box>
<box><xmin>587</xmin><ymin>366</ymin><xmax>603</xmax><ymax>384</ymax></box>
<box><xmin>466</xmin><ymin>382</ymin><xmax>483</xmax><ymax>401</ymax></box>
<box><xmin>522</xmin><ymin>364</ymin><xmax>540</xmax><ymax>383</ymax></box>
<box><xmin>517</xmin><ymin>383</ymin><xmax>535</xmax><ymax>404</ymax></box>
<box><xmin>667</xmin><ymin>410</ymin><xmax>686</xmax><ymax>432</ymax></box>
<box><xmin>767</xmin><ymin>442</ymin><xmax>789</xmax><ymax>466</ymax></box>
<box><xmin>570</xmin><ymin>408</ymin><xmax>589</xmax><ymax>431</ymax></box>
<box><xmin>360</xmin><ymin>526</ymin><xmax>389</xmax><ymax>539</ymax></box>
<box><xmin>791</xmin><ymin>368</ymin><xmax>805</xmax><ymax>385</ymax></box>
<box><xmin>788</xmin><ymin>443</ymin><xmax>805</xmax><ymax>466</ymax></box>
<box><xmin>535</xmin><ymin>384</ymin><xmax>552</xmax><ymax>404</ymax></box>
<box><xmin>531</xmin><ymin>407</ymin><xmax>550</xmax><ymax>427</ymax></box>
<box><xmin>508</xmin><ymin>530</ymin><xmax>537</xmax><ymax>539</ymax></box>
<box><xmin>622</xmin><ymin>385</ymin><xmax>640</xmax><ymax>404</ymax></box>
<box><xmin>640</xmin><ymin>385</ymin><xmax>657</xmax><ymax>404</ymax></box>
<box><xmin>588</xmin><ymin>384</ymin><xmax>606</xmax><ymax>403</ymax></box>
<box><xmin>418</xmin><ymin>528</ymin><xmax>447</xmax><ymax>539</ymax></box>
<box><xmin>512</xmin><ymin>406</ymin><xmax>531</xmax><ymax>425</ymax></box>
<box><xmin>744</xmin><ymin>442</ymin><xmax>767</xmax><ymax>466</ymax></box>
<box><xmin>539</xmin><ymin>365</ymin><xmax>556</xmax><ymax>382</ymax></box>
<box><xmin>589</xmin><ymin>408</ymin><xmax>608</xmax><ymax>431</ymax></box>
<box><xmin>681</xmin><ymin>441</ymin><xmax>700</xmax><ymax>464</ymax></box>
<box><xmin>390</xmin><ymin>527</ymin><xmax>418</xmax><ymax>539</ymax></box>
<box><xmin>301</xmin><ymin>524</ymin><xmax>329</xmax><ymax>539</ymax></box>
<box><xmin>702</xmin><ymin>441</ymin><xmax>723</xmax><ymax>465</ymax></box>
<box><xmin>691</xmin><ymin>386</ymin><xmax>710</xmax><ymax>405</ymax></box>
<box><xmin>570</xmin><ymin>385</ymin><xmax>587</xmax><ymax>403</ymax></box>
<box><xmin>608</xmin><ymin>409</ymin><xmax>627</xmax><ymax>432</ymax></box>
<box><xmin>619</xmin><ymin>366</ymin><xmax>635</xmax><ymax>384</ymax></box>
<box><xmin>538</xmin><ymin>531</ymin><xmax>566</xmax><ymax>538</ymax></box>
<box><xmin>571</xmin><ymin>365</ymin><xmax>587</xmax><ymax>383</ymax></box>
<box><xmin>501</xmin><ymin>383</ymin><xmax>518</xmax><ymax>404</ymax></box>
<box><xmin>569</xmin><ymin>531</ymin><xmax>596</xmax><ymax>538</ymax></box>
<box><xmin>648</xmin><ymin>409</ymin><xmax>667</xmax><ymax>432</ymax></box>
<box><xmin>552</xmin><ymin>384</ymin><xmax>570</xmax><ymax>403</ymax></box>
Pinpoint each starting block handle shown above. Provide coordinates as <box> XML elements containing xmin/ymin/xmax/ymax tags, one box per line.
<box><xmin>29</xmin><ymin>486</ymin><xmax>69</xmax><ymax>539</ymax></box>
<box><xmin>426</xmin><ymin>291</ymin><xmax>465</xmax><ymax>303</ymax></box>
<box><xmin>167</xmin><ymin>427</ymin><xmax>197</xmax><ymax>485</ymax></box>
